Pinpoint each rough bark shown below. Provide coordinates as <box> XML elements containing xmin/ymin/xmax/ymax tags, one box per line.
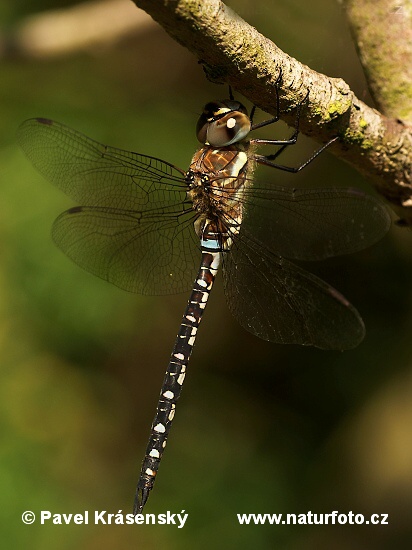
<box><xmin>344</xmin><ymin>0</ymin><xmax>412</xmax><ymax>125</ymax></box>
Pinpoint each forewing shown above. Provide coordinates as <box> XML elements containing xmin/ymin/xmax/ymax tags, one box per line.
<box><xmin>232</xmin><ymin>185</ymin><xmax>390</xmax><ymax>260</ymax></box>
<box><xmin>222</xmin><ymin>235</ymin><xmax>365</xmax><ymax>350</ymax></box>
<box><xmin>52</xmin><ymin>206</ymin><xmax>199</xmax><ymax>295</ymax></box>
<box><xmin>17</xmin><ymin>118</ymin><xmax>187</xmax><ymax>210</ymax></box>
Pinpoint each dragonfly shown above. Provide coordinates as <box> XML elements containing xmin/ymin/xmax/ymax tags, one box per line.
<box><xmin>17</xmin><ymin>89</ymin><xmax>390</xmax><ymax>514</ymax></box>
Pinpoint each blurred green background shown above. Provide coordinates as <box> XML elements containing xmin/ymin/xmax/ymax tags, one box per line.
<box><xmin>2</xmin><ymin>1</ymin><xmax>412</xmax><ymax>548</ymax></box>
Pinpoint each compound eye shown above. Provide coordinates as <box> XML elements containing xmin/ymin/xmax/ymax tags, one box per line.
<box><xmin>196</xmin><ymin>120</ymin><xmax>208</xmax><ymax>144</ymax></box>
<box><xmin>196</xmin><ymin>101</ymin><xmax>226</xmax><ymax>143</ymax></box>
<box><xmin>206</xmin><ymin>112</ymin><xmax>251</xmax><ymax>146</ymax></box>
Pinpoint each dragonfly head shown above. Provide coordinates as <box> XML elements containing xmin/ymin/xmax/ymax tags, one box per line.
<box><xmin>196</xmin><ymin>100</ymin><xmax>251</xmax><ymax>147</ymax></box>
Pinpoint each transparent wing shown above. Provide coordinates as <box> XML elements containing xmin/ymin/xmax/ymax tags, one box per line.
<box><xmin>219</xmin><ymin>184</ymin><xmax>390</xmax><ymax>261</ymax></box>
<box><xmin>17</xmin><ymin>118</ymin><xmax>187</xmax><ymax>210</ymax></box>
<box><xmin>18</xmin><ymin>118</ymin><xmax>200</xmax><ymax>295</ymax></box>
<box><xmin>222</xmin><ymin>234</ymin><xmax>365</xmax><ymax>350</ymax></box>
<box><xmin>52</xmin><ymin>206</ymin><xmax>199</xmax><ymax>295</ymax></box>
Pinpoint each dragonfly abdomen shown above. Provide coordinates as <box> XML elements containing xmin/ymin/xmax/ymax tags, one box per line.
<box><xmin>134</xmin><ymin>238</ymin><xmax>220</xmax><ymax>513</ymax></box>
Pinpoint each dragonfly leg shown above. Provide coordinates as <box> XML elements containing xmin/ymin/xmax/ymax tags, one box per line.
<box><xmin>253</xmin><ymin>136</ymin><xmax>339</xmax><ymax>173</ymax></box>
<box><xmin>250</xmin><ymin>86</ymin><xmax>309</xmax><ymax>145</ymax></box>
<box><xmin>250</xmin><ymin>68</ymin><xmax>283</xmax><ymax>128</ymax></box>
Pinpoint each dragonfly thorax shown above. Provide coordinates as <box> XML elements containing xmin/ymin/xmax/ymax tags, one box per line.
<box><xmin>187</xmin><ymin>143</ymin><xmax>251</xmax><ymax>248</ymax></box>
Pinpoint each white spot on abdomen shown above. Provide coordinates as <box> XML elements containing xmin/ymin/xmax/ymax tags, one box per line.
<box><xmin>154</xmin><ymin>423</ymin><xmax>166</xmax><ymax>433</ymax></box>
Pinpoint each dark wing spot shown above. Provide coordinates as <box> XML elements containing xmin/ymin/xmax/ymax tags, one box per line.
<box><xmin>35</xmin><ymin>117</ymin><xmax>54</xmax><ymax>126</ymax></box>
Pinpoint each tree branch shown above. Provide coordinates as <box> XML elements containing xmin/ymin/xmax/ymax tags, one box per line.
<box><xmin>132</xmin><ymin>0</ymin><xmax>412</xmax><ymax>224</ymax></box>
<box><xmin>343</xmin><ymin>0</ymin><xmax>412</xmax><ymax>125</ymax></box>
